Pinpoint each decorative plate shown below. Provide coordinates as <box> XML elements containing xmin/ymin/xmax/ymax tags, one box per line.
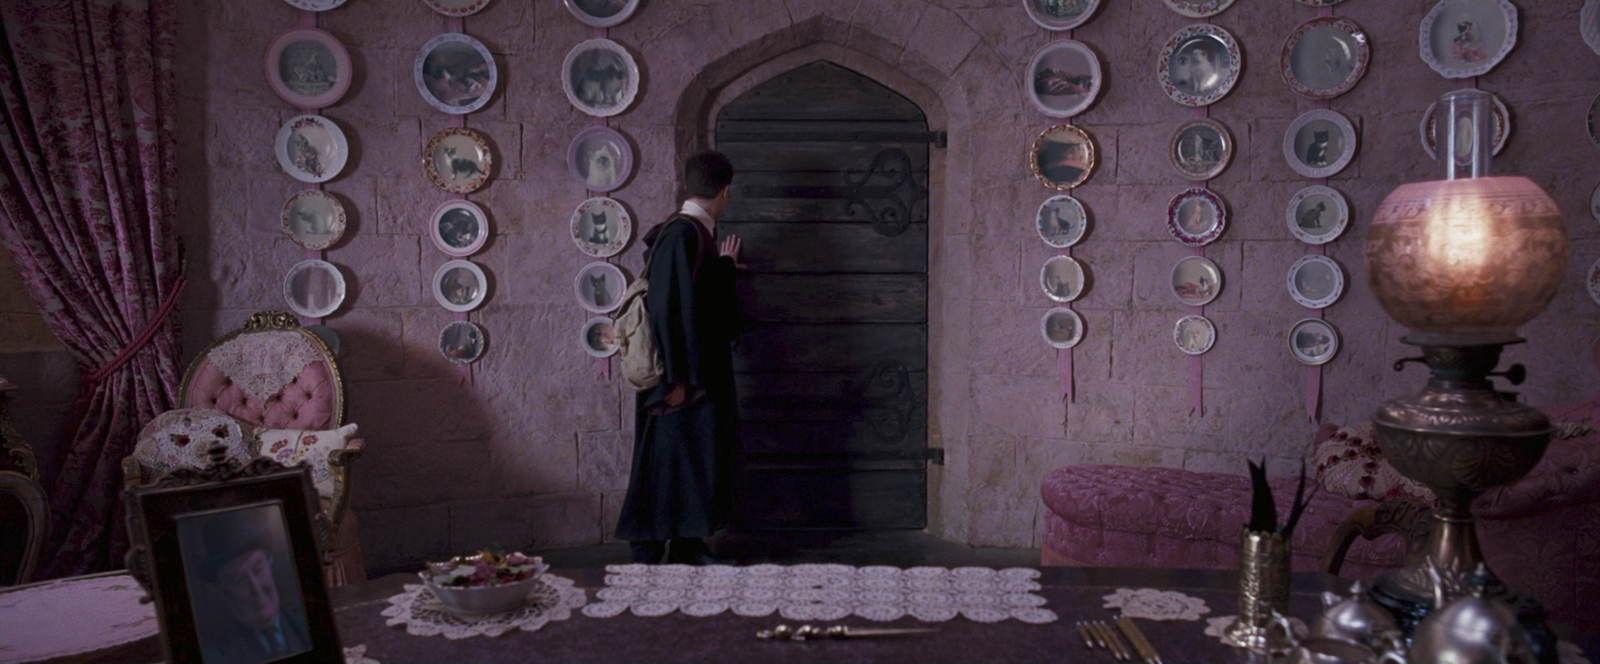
<box><xmin>1288</xmin><ymin>255</ymin><xmax>1345</xmax><ymax>309</ymax></box>
<box><xmin>1036</xmin><ymin>194</ymin><xmax>1088</xmax><ymax>248</ymax></box>
<box><xmin>1588</xmin><ymin>93</ymin><xmax>1600</xmax><ymax>149</ymax></box>
<box><xmin>1281</xmin><ymin>16</ymin><xmax>1370</xmax><ymax>99</ymax></box>
<box><xmin>562</xmin><ymin>38</ymin><xmax>639</xmax><ymax>118</ymax></box>
<box><xmin>423</xmin><ymin>0</ymin><xmax>492</xmax><ymax>16</ymax></box>
<box><xmin>265</xmin><ymin>27</ymin><xmax>352</xmax><ymax>110</ymax></box>
<box><xmin>1030</xmin><ymin>124</ymin><xmax>1096</xmax><ymax>190</ymax></box>
<box><xmin>564</xmin><ymin>0</ymin><xmax>640</xmax><ymax>27</ymax></box>
<box><xmin>1167</xmin><ymin>187</ymin><xmax>1226</xmax><ymax>247</ymax></box>
<box><xmin>274</xmin><ymin>114</ymin><xmax>348</xmax><ymax>183</ymax></box>
<box><xmin>434</xmin><ymin>260</ymin><xmax>488</xmax><ymax>313</ymax></box>
<box><xmin>1285</xmin><ymin>185</ymin><xmax>1349</xmax><ymax>245</ymax></box>
<box><xmin>1169</xmin><ymin>119</ymin><xmax>1232</xmax><ymax>181</ymax></box>
<box><xmin>1026</xmin><ymin>40</ymin><xmax>1102</xmax><ymax>118</ymax></box>
<box><xmin>1289</xmin><ymin>318</ymin><xmax>1340</xmax><ymax>366</ymax></box>
<box><xmin>1022</xmin><ymin>0</ymin><xmax>1102</xmax><ymax>31</ymax></box>
<box><xmin>1041</xmin><ymin>307</ymin><xmax>1085</xmax><ymax>349</ymax></box>
<box><xmin>280</xmin><ymin>190</ymin><xmax>346</xmax><ymax>251</ymax></box>
<box><xmin>1590</xmin><ymin>182</ymin><xmax>1600</xmax><ymax>226</ymax></box>
<box><xmin>567</xmin><ymin>126</ymin><xmax>634</xmax><ymax>193</ymax></box>
<box><xmin>429</xmin><ymin>200</ymin><xmax>489</xmax><ymax>257</ymax></box>
<box><xmin>439</xmin><ymin>320</ymin><xmax>487</xmax><ymax>364</ymax></box>
<box><xmin>1588</xmin><ymin>258</ymin><xmax>1600</xmax><ymax>306</ymax></box>
<box><xmin>1420</xmin><ymin>92</ymin><xmax>1509</xmax><ymax>159</ymax></box>
<box><xmin>282</xmin><ymin>0</ymin><xmax>346</xmax><ymax>10</ymax></box>
<box><xmin>1171</xmin><ymin>256</ymin><xmax>1222</xmax><ymax>308</ymax></box>
<box><xmin>575</xmin><ymin>261</ymin><xmax>627</xmax><ymax>314</ymax></box>
<box><xmin>1161</xmin><ymin>0</ymin><xmax>1234</xmax><ymax>19</ymax></box>
<box><xmin>1041</xmin><ymin>255</ymin><xmax>1086</xmax><ymax>303</ymax></box>
<box><xmin>1419</xmin><ymin>0</ymin><xmax>1518</xmax><ymax>79</ymax></box>
<box><xmin>580</xmin><ymin>317</ymin><xmax>619</xmax><ymax>358</ymax></box>
<box><xmin>1158</xmin><ymin>24</ymin><xmax>1242</xmax><ymax>107</ymax></box>
<box><xmin>283</xmin><ymin>259</ymin><xmax>346</xmax><ymax>318</ymax></box>
<box><xmin>423</xmin><ymin>127</ymin><xmax>494</xmax><ymax>194</ymax></box>
<box><xmin>570</xmin><ymin>197</ymin><xmax>633</xmax><ymax>258</ymax></box>
<box><xmin>1585</xmin><ymin>0</ymin><xmax>1600</xmax><ymax>57</ymax></box>
<box><xmin>1283</xmin><ymin>109</ymin><xmax>1357</xmax><ymax>179</ymax></box>
<box><xmin>1174</xmin><ymin>314</ymin><xmax>1216</xmax><ymax>355</ymax></box>
<box><xmin>415</xmin><ymin>33</ymin><xmax>496</xmax><ymax>114</ymax></box>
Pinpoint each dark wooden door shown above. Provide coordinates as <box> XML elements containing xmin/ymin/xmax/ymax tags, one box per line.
<box><xmin>715</xmin><ymin>62</ymin><xmax>931</xmax><ymax>529</ymax></box>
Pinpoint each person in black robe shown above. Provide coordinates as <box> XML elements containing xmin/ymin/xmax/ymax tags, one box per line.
<box><xmin>615</xmin><ymin>151</ymin><xmax>742</xmax><ymax>564</ymax></box>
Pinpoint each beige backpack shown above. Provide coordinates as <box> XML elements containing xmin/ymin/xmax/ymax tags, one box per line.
<box><xmin>614</xmin><ymin>216</ymin><xmax>707</xmax><ymax>391</ymax></box>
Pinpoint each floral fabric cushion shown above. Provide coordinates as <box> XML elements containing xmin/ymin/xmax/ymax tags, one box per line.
<box><xmin>133</xmin><ymin>409</ymin><xmax>257</xmax><ymax>477</ymax></box>
<box><xmin>1311</xmin><ymin>421</ymin><xmax>1434</xmax><ymax>503</ymax></box>
<box><xmin>258</xmin><ymin>423</ymin><xmax>358</xmax><ymax>503</ymax></box>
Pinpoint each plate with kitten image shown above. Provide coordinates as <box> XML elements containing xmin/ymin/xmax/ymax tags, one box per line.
<box><xmin>434</xmin><ymin>260</ymin><xmax>488</xmax><ymax>313</ymax></box>
<box><xmin>575</xmin><ymin>261</ymin><xmax>627</xmax><ymax>314</ymax></box>
<box><xmin>415</xmin><ymin>32</ymin><xmax>497</xmax><ymax>114</ymax></box>
<box><xmin>570</xmin><ymin>197</ymin><xmax>632</xmax><ymax>258</ymax></box>
<box><xmin>423</xmin><ymin>127</ymin><xmax>494</xmax><ymax>194</ymax></box>
<box><xmin>1283</xmin><ymin>109</ymin><xmax>1357</xmax><ymax>179</ymax></box>
<box><xmin>274</xmin><ymin>114</ymin><xmax>348</xmax><ymax>183</ymax></box>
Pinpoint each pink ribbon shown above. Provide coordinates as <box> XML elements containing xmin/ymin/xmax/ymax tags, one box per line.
<box><xmin>1186</xmin><ymin>246</ymin><xmax>1206</xmax><ymax>416</ymax></box>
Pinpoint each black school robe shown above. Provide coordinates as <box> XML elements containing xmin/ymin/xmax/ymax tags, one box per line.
<box><xmin>614</xmin><ymin>215</ymin><xmax>738</xmax><ymax>542</ymax></box>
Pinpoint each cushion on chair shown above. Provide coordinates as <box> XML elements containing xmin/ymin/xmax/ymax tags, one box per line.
<box><xmin>131</xmin><ymin>409</ymin><xmax>257</xmax><ymax>477</ymax></box>
<box><xmin>1310</xmin><ymin>421</ymin><xmax>1434</xmax><ymax>503</ymax></box>
<box><xmin>258</xmin><ymin>423</ymin><xmax>358</xmax><ymax>504</ymax></box>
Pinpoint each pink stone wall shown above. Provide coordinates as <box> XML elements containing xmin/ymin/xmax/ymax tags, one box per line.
<box><xmin>172</xmin><ymin>0</ymin><xmax>1600</xmax><ymax>563</ymax></box>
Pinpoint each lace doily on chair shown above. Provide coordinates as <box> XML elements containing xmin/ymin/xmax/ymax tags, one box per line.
<box><xmin>208</xmin><ymin>331</ymin><xmax>324</xmax><ymax>404</ymax></box>
<box><xmin>580</xmin><ymin>563</ymin><xmax>1057</xmax><ymax>624</ymax></box>
<box><xmin>380</xmin><ymin>574</ymin><xmax>586</xmax><ymax>639</ymax></box>
<box><xmin>1102</xmin><ymin>588</ymin><xmax>1211</xmax><ymax>622</ymax></box>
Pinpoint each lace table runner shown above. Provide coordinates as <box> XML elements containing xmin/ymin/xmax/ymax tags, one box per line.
<box><xmin>380</xmin><ymin>573</ymin><xmax>586</xmax><ymax>639</ymax></box>
<box><xmin>580</xmin><ymin>563</ymin><xmax>1058</xmax><ymax>624</ymax></box>
<box><xmin>0</xmin><ymin>573</ymin><xmax>158</xmax><ymax>664</ymax></box>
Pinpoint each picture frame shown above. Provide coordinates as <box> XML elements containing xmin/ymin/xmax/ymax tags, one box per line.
<box><xmin>1587</xmin><ymin>258</ymin><xmax>1600</xmax><ymax>307</ymax></box>
<box><xmin>1289</xmin><ymin>318</ymin><xmax>1340</xmax><ymax>366</ymax></box>
<box><xmin>567</xmin><ymin>126</ymin><xmax>634</xmax><ymax>193</ymax></box>
<box><xmin>580</xmin><ymin>316</ymin><xmax>619</xmax><ymax>358</ymax></box>
<box><xmin>439</xmin><ymin>320</ymin><xmax>486</xmax><ymax>364</ymax></box>
<box><xmin>282</xmin><ymin>259</ymin><xmax>346</xmax><ymax>318</ymax></box>
<box><xmin>1585</xmin><ymin>0</ymin><xmax>1600</xmax><ymax>57</ymax></box>
<box><xmin>264</xmin><ymin>27</ymin><xmax>351</xmax><ymax>110</ymax></box>
<box><xmin>1025</xmin><ymin>39</ymin><xmax>1102</xmax><ymax>118</ymax></box>
<box><xmin>282</xmin><ymin>0</ymin><xmax>345</xmax><ymax>10</ymax></box>
<box><xmin>563</xmin><ymin>0</ymin><xmax>640</xmax><ymax>28</ymax></box>
<box><xmin>561</xmin><ymin>38</ymin><xmax>639</xmax><ymax>118</ymax></box>
<box><xmin>423</xmin><ymin>127</ymin><xmax>494</xmax><ymax>194</ymax></box>
<box><xmin>1041</xmin><ymin>307</ymin><xmax>1085</xmax><ymax>349</ymax></box>
<box><xmin>1590</xmin><ymin>181</ymin><xmax>1600</xmax><ymax>226</ymax></box>
<box><xmin>1419</xmin><ymin>0</ymin><xmax>1517</xmax><ymax>79</ymax></box>
<box><xmin>1420</xmin><ymin>91</ymin><xmax>1509</xmax><ymax>159</ymax></box>
<box><xmin>122</xmin><ymin>465</ymin><xmax>341</xmax><ymax>664</ymax></box>
<box><xmin>570</xmin><ymin>197</ymin><xmax>633</xmax><ymax>258</ymax></box>
<box><xmin>414</xmin><ymin>33</ymin><xmax>497</xmax><ymax>114</ymax></box>
<box><xmin>1036</xmin><ymin>194</ymin><xmax>1087</xmax><ymax>248</ymax></box>
<box><xmin>1040</xmin><ymin>255</ymin><xmax>1086</xmax><ymax>303</ymax></box>
<box><xmin>1030</xmin><ymin>124</ymin><xmax>1096</xmax><ymax>190</ymax></box>
<box><xmin>274</xmin><ymin>115</ymin><xmax>348</xmax><ymax>184</ymax></box>
<box><xmin>429</xmin><ymin>200</ymin><xmax>489</xmax><ymax>257</ymax></box>
<box><xmin>1167</xmin><ymin>187</ymin><xmax>1226</xmax><ymax>247</ymax></box>
<box><xmin>1588</xmin><ymin>93</ymin><xmax>1600</xmax><ymax>150</ymax></box>
<box><xmin>1283</xmin><ymin>109</ymin><xmax>1357</xmax><ymax>179</ymax></box>
<box><xmin>1160</xmin><ymin>0</ymin><xmax>1234</xmax><ymax>19</ymax></box>
<box><xmin>1171</xmin><ymin>255</ymin><xmax>1222</xmax><ymax>307</ymax></box>
<box><xmin>1280</xmin><ymin>16</ymin><xmax>1370</xmax><ymax>100</ymax></box>
<box><xmin>280</xmin><ymin>190</ymin><xmax>346</xmax><ymax>251</ymax></box>
<box><xmin>433</xmin><ymin>260</ymin><xmax>488</xmax><ymax>313</ymax></box>
<box><xmin>1285</xmin><ymin>185</ymin><xmax>1349</xmax><ymax>245</ymax></box>
<box><xmin>1169</xmin><ymin>118</ymin><xmax>1232</xmax><ymax>181</ymax></box>
<box><xmin>1287</xmin><ymin>255</ymin><xmax>1346</xmax><ymax>309</ymax></box>
<box><xmin>423</xmin><ymin>0</ymin><xmax>492</xmax><ymax>16</ymax></box>
<box><xmin>1158</xmin><ymin>24</ymin><xmax>1242</xmax><ymax>107</ymax></box>
<box><xmin>1022</xmin><ymin>0</ymin><xmax>1102</xmax><ymax>31</ymax></box>
<box><xmin>1173</xmin><ymin>314</ymin><xmax>1216</xmax><ymax>356</ymax></box>
<box><xmin>574</xmin><ymin>261</ymin><xmax>627</xmax><ymax>314</ymax></box>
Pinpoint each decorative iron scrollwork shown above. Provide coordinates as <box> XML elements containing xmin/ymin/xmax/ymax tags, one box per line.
<box><xmin>856</xmin><ymin>360</ymin><xmax>921</xmax><ymax>443</ymax></box>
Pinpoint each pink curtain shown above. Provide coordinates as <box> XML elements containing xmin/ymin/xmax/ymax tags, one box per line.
<box><xmin>0</xmin><ymin>0</ymin><xmax>182</xmax><ymax>577</ymax></box>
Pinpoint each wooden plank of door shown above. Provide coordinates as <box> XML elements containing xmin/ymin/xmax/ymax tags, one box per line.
<box><xmin>718</xmin><ymin>222</ymin><xmax>928</xmax><ymax>273</ymax></box>
<box><xmin>738</xmin><ymin>468</ymin><xmax>927</xmax><ymax>529</ymax></box>
<box><xmin>736</xmin><ymin>274</ymin><xmax>926</xmax><ymax>324</ymax></box>
<box><xmin>734</xmin><ymin>324</ymin><xmax>926</xmax><ymax>374</ymax></box>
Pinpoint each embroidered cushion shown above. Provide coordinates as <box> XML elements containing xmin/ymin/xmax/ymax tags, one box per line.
<box><xmin>133</xmin><ymin>409</ymin><xmax>257</xmax><ymax>477</ymax></box>
<box><xmin>257</xmin><ymin>423</ymin><xmax>358</xmax><ymax>503</ymax></box>
<box><xmin>1310</xmin><ymin>421</ymin><xmax>1434</xmax><ymax>503</ymax></box>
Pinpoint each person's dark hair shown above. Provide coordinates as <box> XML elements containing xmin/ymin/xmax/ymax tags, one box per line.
<box><xmin>683</xmin><ymin>150</ymin><xmax>733</xmax><ymax>199</ymax></box>
<box><xmin>200</xmin><ymin>517</ymin><xmax>270</xmax><ymax>583</ymax></box>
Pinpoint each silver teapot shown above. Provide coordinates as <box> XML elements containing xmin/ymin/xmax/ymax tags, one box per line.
<box><xmin>1309</xmin><ymin>581</ymin><xmax>1400</xmax><ymax>648</ymax></box>
<box><xmin>1408</xmin><ymin>563</ymin><xmax>1537</xmax><ymax>664</ymax></box>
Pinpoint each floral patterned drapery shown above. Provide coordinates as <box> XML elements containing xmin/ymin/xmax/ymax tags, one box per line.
<box><xmin>0</xmin><ymin>0</ymin><xmax>181</xmax><ymax>577</ymax></box>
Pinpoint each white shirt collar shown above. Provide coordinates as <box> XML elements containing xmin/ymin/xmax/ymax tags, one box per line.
<box><xmin>679</xmin><ymin>199</ymin><xmax>715</xmax><ymax>229</ymax></box>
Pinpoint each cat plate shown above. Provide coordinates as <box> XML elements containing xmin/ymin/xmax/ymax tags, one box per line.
<box><xmin>1281</xmin><ymin>16</ymin><xmax>1370</xmax><ymax>100</ymax></box>
<box><xmin>434</xmin><ymin>259</ymin><xmax>488</xmax><ymax>313</ymax></box>
<box><xmin>423</xmin><ymin>0</ymin><xmax>492</xmax><ymax>16</ymax></box>
<box><xmin>1171</xmin><ymin>256</ymin><xmax>1222</xmax><ymax>308</ymax></box>
<box><xmin>274</xmin><ymin>114</ymin><xmax>348</xmax><ymax>183</ymax></box>
<box><xmin>563</xmin><ymin>0</ymin><xmax>640</xmax><ymax>27</ymax></box>
<box><xmin>567</xmin><ymin>126</ymin><xmax>633</xmax><ymax>193</ymax></box>
<box><xmin>283</xmin><ymin>259</ymin><xmax>346</xmax><ymax>318</ymax></box>
<box><xmin>1419</xmin><ymin>0</ymin><xmax>1518</xmax><ymax>79</ymax></box>
<box><xmin>1420</xmin><ymin>92</ymin><xmax>1509</xmax><ymax>159</ymax></box>
<box><xmin>281</xmin><ymin>190</ymin><xmax>346</xmax><ymax>251</ymax></box>
<box><xmin>1283</xmin><ymin>109</ymin><xmax>1357</xmax><ymax>179</ymax></box>
<box><xmin>570</xmin><ymin>197</ymin><xmax>632</xmax><ymax>258</ymax></box>
<box><xmin>1022</xmin><ymin>0</ymin><xmax>1102</xmax><ymax>31</ymax></box>
<box><xmin>1041</xmin><ymin>255</ymin><xmax>1086</xmax><ymax>303</ymax></box>
<box><xmin>1042</xmin><ymin>307</ymin><xmax>1084</xmax><ymax>349</ymax></box>
<box><xmin>415</xmin><ymin>33</ymin><xmax>497</xmax><ymax>114</ymax></box>
<box><xmin>1288</xmin><ymin>255</ymin><xmax>1345</xmax><ymax>309</ymax></box>
<box><xmin>1285</xmin><ymin>185</ymin><xmax>1349</xmax><ymax>245</ymax></box>
<box><xmin>1030</xmin><ymin>124</ymin><xmax>1096</xmax><ymax>190</ymax></box>
<box><xmin>1169</xmin><ymin>119</ymin><xmax>1232</xmax><ymax>181</ymax></box>
<box><xmin>1585</xmin><ymin>0</ymin><xmax>1600</xmax><ymax>57</ymax></box>
<box><xmin>574</xmin><ymin>261</ymin><xmax>627</xmax><ymax>314</ymax></box>
<box><xmin>1167</xmin><ymin>187</ymin><xmax>1226</xmax><ymax>247</ymax></box>
<box><xmin>440</xmin><ymin>320</ymin><xmax>487</xmax><ymax>364</ymax></box>
<box><xmin>1289</xmin><ymin>318</ymin><xmax>1339</xmax><ymax>366</ymax></box>
<box><xmin>579</xmin><ymin>316</ymin><xmax>619</xmax><ymax>358</ymax></box>
<box><xmin>1158</xmin><ymin>24</ymin><xmax>1242</xmax><ymax>106</ymax></box>
<box><xmin>1174</xmin><ymin>314</ymin><xmax>1216</xmax><ymax>355</ymax></box>
<box><xmin>1026</xmin><ymin>39</ymin><xmax>1102</xmax><ymax>118</ymax></box>
<box><xmin>423</xmin><ymin>127</ymin><xmax>493</xmax><ymax>194</ymax></box>
<box><xmin>562</xmin><ymin>38</ymin><xmax>639</xmax><ymax>118</ymax></box>
<box><xmin>429</xmin><ymin>200</ymin><xmax>489</xmax><ymax>257</ymax></box>
<box><xmin>1161</xmin><ymin>0</ymin><xmax>1234</xmax><ymax>19</ymax></box>
<box><xmin>1036</xmin><ymin>194</ymin><xmax>1087</xmax><ymax>249</ymax></box>
<box><xmin>265</xmin><ymin>27</ymin><xmax>351</xmax><ymax>110</ymax></box>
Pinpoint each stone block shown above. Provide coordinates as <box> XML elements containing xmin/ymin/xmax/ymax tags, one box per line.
<box><xmin>600</xmin><ymin>491</ymin><xmax>626</xmax><ymax>542</ymax></box>
<box><xmin>470</xmin><ymin>0</ymin><xmax>536</xmax><ymax>56</ymax></box>
<box><xmin>326</xmin><ymin>45</ymin><xmax>397</xmax><ymax>115</ymax></box>
<box><xmin>1065</xmin><ymin>241</ymin><xmax>1133</xmax><ymax>311</ymax></box>
<box><xmin>353</xmin><ymin>504</ymin><xmax>449</xmax><ymax>570</ymax></box>
<box><xmin>333</xmin><ymin>113</ymin><xmax>421</xmax><ymax>179</ymax></box>
<box><xmin>373</xmin><ymin>171</ymin><xmax>449</xmax><ymax>237</ymax></box>
<box><xmin>448</xmin><ymin>493</ymin><xmax>604</xmax><ymax>553</ymax></box>
<box><xmin>394</xmin><ymin>307</ymin><xmax>465</xmax><ymax>379</ymax></box>
<box><xmin>969</xmin><ymin>234</ymin><xmax>1021</xmax><ymax>303</ymax></box>
<box><xmin>968</xmin><ymin>373</ymin><xmax>1064</xmax><ymax>439</ymax></box>
<box><xmin>1236</xmin><ymin>240</ymin><xmax>1305</xmax><ymax>313</ymax></box>
<box><xmin>487</xmin><ymin>426</ymin><xmax>580</xmax><ymax>496</ymax></box>
<box><xmin>321</xmin><ymin>0</ymin><xmax>437</xmax><ymax>51</ymax></box>
<box><xmin>1106</xmin><ymin>309</ymin><xmax>1187</xmax><ymax>387</ymax></box>
<box><xmin>334</xmin><ymin>235</ymin><xmax>423</xmax><ymax>309</ymax></box>
<box><xmin>579</xmin><ymin>428</ymin><xmax>632</xmax><ymax>494</ymax></box>
<box><xmin>348</xmin><ymin>378</ymin><xmax>495</xmax><ymax>447</ymax></box>
<box><xmin>901</xmin><ymin>4</ymin><xmax>981</xmax><ymax>79</ymax></box>
<box><xmin>205</xmin><ymin>104</ymin><xmax>283</xmax><ymax>173</ymax></box>
<box><xmin>333</xmin><ymin>307</ymin><xmax>406</xmax><ymax>382</ymax></box>
<box><xmin>965</xmin><ymin>492</ymin><xmax>1035</xmax><ymax>548</ymax></box>
<box><xmin>1116</xmin><ymin>121</ymin><xmax>1177</xmax><ymax>186</ymax></box>
<box><xmin>352</xmin><ymin>437</ymin><xmax>494</xmax><ymax>509</ymax></box>
<box><xmin>968</xmin><ymin>300</ymin><xmax>1055</xmax><ymax>379</ymax></box>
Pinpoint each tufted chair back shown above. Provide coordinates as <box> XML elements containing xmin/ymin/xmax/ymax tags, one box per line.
<box><xmin>179</xmin><ymin>311</ymin><xmax>344</xmax><ymax>430</ymax></box>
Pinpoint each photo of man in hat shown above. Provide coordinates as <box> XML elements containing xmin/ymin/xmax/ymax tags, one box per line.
<box><xmin>181</xmin><ymin>505</ymin><xmax>310</xmax><ymax>664</ymax></box>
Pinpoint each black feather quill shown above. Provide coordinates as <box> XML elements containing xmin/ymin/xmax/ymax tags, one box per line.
<box><xmin>1247</xmin><ymin>459</ymin><xmax>1276</xmax><ymax>533</ymax></box>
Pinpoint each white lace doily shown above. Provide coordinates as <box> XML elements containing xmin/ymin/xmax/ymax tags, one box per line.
<box><xmin>580</xmin><ymin>563</ymin><xmax>1057</xmax><ymax>624</ymax></box>
<box><xmin>343</xmin><ymin>644</ymin><xmax>379</xmax><ymax>664</ymax></box>
<box><xmin>1101</xmin><ymin>588</ymin><xmax>1211</xmax><ymax>622</ymax></box>
<box><xmin>209</xmin><ymin>331</ymin><xmax>324</xmax><ymax>404</ymax></box>
<box><xmin>1204</xmin><ymin>614</ymin><xmax>1306</xmax><ymax>646</ymax></box>
<box><xmin>380</xmin><ymin>574</ymin><xmax>586</xmax><ymax>639</ymax></box>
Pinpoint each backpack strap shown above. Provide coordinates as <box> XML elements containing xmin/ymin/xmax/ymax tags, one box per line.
<box><xmin>644</xmin><ymin>213</ymin><xmax>710</xmax><ymax>279</ymax></box>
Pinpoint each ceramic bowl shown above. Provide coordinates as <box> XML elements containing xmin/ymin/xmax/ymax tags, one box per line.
<box><xmin>420</xmin><ymin>552</ymin><xmax>548</xmax><ymax>615</ymax></box>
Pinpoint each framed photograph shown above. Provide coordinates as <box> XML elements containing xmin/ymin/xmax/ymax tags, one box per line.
<box><xmin>265</xmin><ymin>28</ymin><xmax>351</xmax><ymax>110</ymax></box>
<box><xmin>1288</xmin><ymin>255</ymin><xmax>1346</xmax><ymax>309</ymax></box>
<box><xmin>580</xmin><ymin>317</ymin><xmax>619</xmax><ymax>358</ymax></box>
<box><xmin>562</xmin><ymin>38</ymin><xmax>639</xmax><ymax>118</ymax></box>
<box><xmin>1167</xmin><ymin>187</ymin><xmax>1226</xmax><ymax>247</ymax></box>
<box><xmin>415</xmin><ymin>33</ymin><xmax>496</xmax><ymax>114</ymax></box>
<box><xmin>1420</xmin><ymin>92</ymin><xmax>1509</xmax><ymax>159</ymax></box>
<box><xmin>1283</xmin><ymin>109</ymin><xmax>1357</xmax><ymax>179</ymax></box>
<box><xmin>1022</xmin><ymin>0</ymin><xmax>1102</xmax><ymax>31</ymax></box>
<box><xmin>423</xmin><ymin>127</ymin><xmax>493</xmax><ymax>194</ymax></box>
<box><xmin>439</xmin><ymin>320</ymin><xmax>486</xmax><ymax>364</ymax></box>
<box><xmin>1419</xmin><ymin>0</ymin><xmax>1517</xmax><ymax>79</ymax></box>
<box><xmin>1281</xmin><ymin>16</ymin><xmax>1370</xmax><ymax>99</ymax></box>
<box><xmin>433</xmin><ymin>260</ymin><xmax>488</xmax><ymax>313</ymax></box>
<box><xmin>282</xmin><ymin>0</ymin><xmax>346</xmax><ymax>10</ymax></box>
<box><xmin>123</xmin><ymin>467</ymin><xmax>341</xmax><ymax>664</ymax></box>
<box><xmin>1173</xmin><ymin>314</ymin><xmax>1216</xmax><ymax>355</ymax></box>
<box><xmin>423</xmin><ymin>0</ymin><xmax>492</xmax><ymax>16</ymax></box>
<box><xmin>567</xmin><ymin>126</ymin><xmax>634</xmax><ymax>193</ymax></box>
<box><xmin>1025</xmin><ymin>40</ymin><xmax>1102</xmax><ymax>118</ymax></box>
<box><xmin>280</xmin><ymin>190</ymin><xmax>346</xmax><ymax>251</ymax></box>
<box><xmin>575</xmin><ymin>261</ymin><xmax>627</xmax><ymax>314</ymax></box>
<box><xmin>1590</xmin><ymin>182</ymin><xmax>1600</xmax><ymax>226</ymax></box>
<box><xmin>282</xmin><ymin>259</ymin><xmax>346</xmax><ymax>318</ymax></box>
<box><xmin>1030</xmin><ymin>124</ymin><xmax>1096</xmax><ymax>190</ymax></box>
<box><xmin>429</xmin><ymin>200</ymin><xmax>489</xmax><ymax>257</ymax></box>
<box><xmin>1171</xmin><ymin>255</ymin><xmax>1222</xmax><ymax>307</ymax></box>
<box><xmin>1587</xmin><ymin>258</ymin><xmax>1600</xmax><ymax>307</ymax></box>
<box><xmin>1285</xmin><ymin>185</ymin><xmax>1349</xmax><ymax>245</ymax></box>
<box><xmin>570</xmin><ymin>197</ymin><xmax>632</xmax><ymax>258</ymax></box>
<box><xmin>1588</xmin><ymin>93</ymin><xmax>1600</xmax><ymax>150</ymax></box>
<box><xmin>1161</xmin><ymin>0</ymin><xmax>1234</xmax><ymax>18</ymax></box>
<box><xmin>1169</xmin><ymin>118</ymin><xmax>1232</xmax><ymax>181</ymax></box>
<box><xmin>1040</xmin><ymin>255</ymin><xmax>1086</xmax><ymax>303</ymax></box>
<box><xmin>1585</xmin><ymin>0</ymin><xmax>1600</xmax><ymax>57</ymax></box>
<box><xmin>1158</xmin><ymin>24</ymin><xmax>1241</xmax><ymax>107</ymax></box>
<box><xmin>1036</xmin><ymin>194</ymin><xmax>1087</xmax><ymax>248</ymax></box>
<box><xmin>274</xmin><ymin>115</ymin><xmax>348</xmax><ymax>184</ymax></box>
<box><xmin>564</xmin><ymin>0</ymin><xmax>640</xmax><ymax>27</ymax></box>
<box><xmin>1289</xmin><ymin>318</ymin><xmax>1340</xmax><ymax>366</ymax></box>
<box><xmin>1041</xmin><ymin>307</ymin><xmax>1085</xmax><ymax>349</ymax></box>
